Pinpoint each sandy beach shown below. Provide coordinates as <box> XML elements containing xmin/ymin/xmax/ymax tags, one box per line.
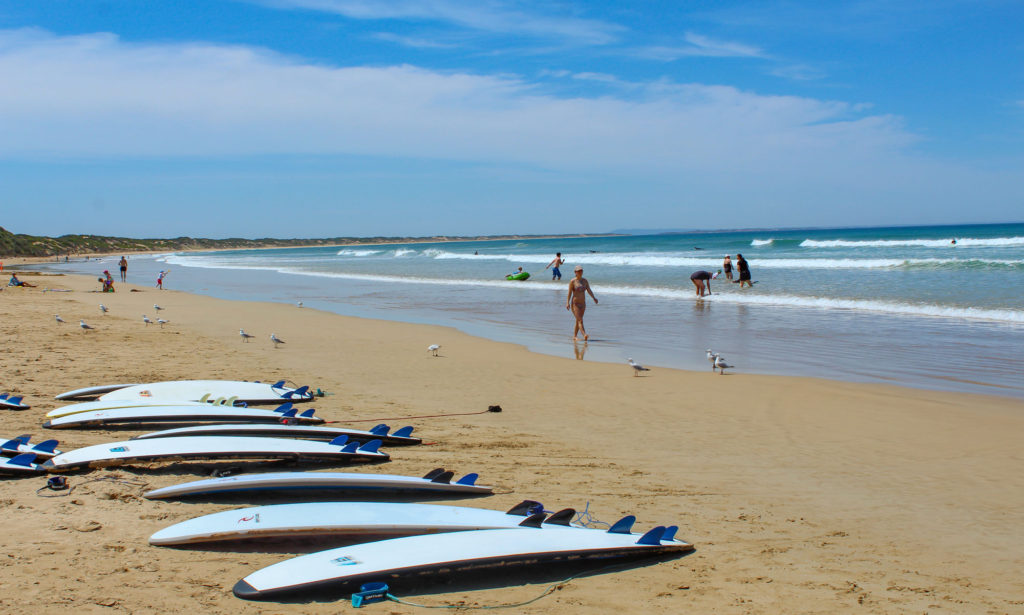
<box><xmin>1</xmin><ymin>271</ymin><xmax>1022</xmax><ymax>614</ymax></box>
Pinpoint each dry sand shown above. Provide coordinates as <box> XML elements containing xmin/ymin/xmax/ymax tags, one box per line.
<box><xmin>1</xmin><ymin>271</ymin><xmax>1022</xmax><ymax>614</ymax></box>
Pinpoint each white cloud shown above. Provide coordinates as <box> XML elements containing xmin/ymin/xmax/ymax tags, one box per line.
<box><xmin>258</xmin><ymin>0</ymin><xmax>623</xmax><ymax>44</ymax></box>
<box><xmin>634</xmin><ymin>32</ymin><xmax>766</xmax><ymax>61</ymax></box>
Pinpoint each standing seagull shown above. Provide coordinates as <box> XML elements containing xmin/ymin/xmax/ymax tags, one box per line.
<box><xmin>240</xmin><ymin>329</ymin><xmax>255</xmax><ymax>343</ymax></box>
<box><xmin>427</xmin><ymin>344</ymin><xmax>441</xmax><ymax>357</ymax></box>
<box><xmin>99</xmin><ymin>304</ymin><xmax>108</xmax><ymax>315</ymax></box>
<box><xmin>270</xmin><ymin>333</ymin><xmax>285</xmax><ymax>348</ymax></box>
<box><xmin>142</xmin><ymin>315</ymin><xmax>152</xmax><ymax>326</ymax></box>
<box><xmin>706</xmin><ymin>349</ymin><xmax>717</xmax><ymax>369</ymax></box>
<box><xmin>79</xmin><ymin>319</ymin><xmax>94</xmax><ymax>331</ymax></box>
<box><xmin>157</xmin><ymin>318</ymin><xmax>169</xmax><ymax>328</ymax></box>
<box><xmin>54</xmin><ymin>314</ymin><xmax>66</xmax><ymax>325</ymax></box>
<box><xmin>153</xmin><ymin>304</ymin><xmax>164</xmax><ymax>312</ymax></box>
<box><xmin>296</xmin><ymin>301</ymin><xmax>303</xmax><ymax>308</ymax></box>
<box><xmin>714</xmin><ymin>355</ymin><xmax>733</xmax><ymax>375</ymax></box>
<box><xmin>627</xmin><ymin>358</ymin><xmax>651</xmax><ymax>376</ymax></box>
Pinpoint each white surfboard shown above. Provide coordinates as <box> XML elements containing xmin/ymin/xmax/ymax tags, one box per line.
<box><xmin>0</xmin><ymin>394</ymin><xmax>30</xmax><ymax>410</ymax></box>
<box><xmin>54</xmin><ymin>383</ymin><xmax>139</xmax><ymax>400</ymax></box>
<box><xmin>42</xmin><ymin>435</ymin><xmax>388</xmax><ymax>472</ymax></box>
<box><xmin>1</xmin><ymin>436</ymin><xmax>62</xmax><ymax>460</ymax></box>
<box><xmin>46</xmin><ymin>396</ymin><xmax>242</xmax><ymax>419</ymax></box>
<box><xmin>234</xmin><ymin>519</ymin><xmax>692</xmax><ymax>600</ymax></box>
<box><xmin>0</xmin><ymin>453</ymin><xmax>44</xmax><ymax>474</ymax></box>
<box><xmin>99</xmin><ymin>380</ymin><xmax>313</xmax><ymax>404</ymax></box>
<box><xmin>150</xmin><ymin>500</ymin><xmax>558</xmax><ymax>546</ymax></box>
<box><xmin>132</xmin><ymin>423</ymin><xmax>419</xmax><ymax>446</ymax></box>
<box><xmin>143</xmin><ymin>468</ymin><xmax>491</xmax><ymax>500</ymax></box>
<box><xmin>42</xmin><ymin>403</ymin><xmax>322</xmax><ymax>429</ymax></box>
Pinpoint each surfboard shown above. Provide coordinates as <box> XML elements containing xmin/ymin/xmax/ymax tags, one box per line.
<box><xmin>132</xmin><ymin>423</ymin><xmax>419</xmax><ymax>446</ymax></box>
<box><xmin>143</xmin><ymin>468</ymin><xmax>491</xmax><ymax>500</ymax></box>
<box><xmin>1</xmin><ymin>436</ymin><xmax>62</xmax><ymax>460</ymax></box>
<box><xmin>42</xmin><ymin>435</ymin><xmax>388</xmax><ymax>472</ymax></box>
<box><xmin>0</xmin><ymin>453</ymin><xmax>44</xmax><ymax>474</ymax></box>
<box><xmin>150</xmin><ymin>500</ymin><xmax>560</xmax><ymax>546</ymax></box>
<box><xmin>54</xmin><ymin>383</ymin><xmax>139</xmax><ymax>401</ymax></box>
<box><xmin>42</xmin><ymin>403</ymin><xmax>322</xmax><ymax>429</ymax></box>
<box><xmin>46</xmin><ymin>396</ymin><xmax>242</xmax><ymax>419</ymax></box>
<box><xmin>0</xmin><ymin>394</ymin><xmax>30</xmax><ymax>410</ymax></box>
<box><xmin>234</xmin><ymin>519</ymin><xmax>692</xmax><ymax>600</ymax></box>
<box><xmin>98</xmin><ymin>380</ymin><xmax>313</xmax><ymax>404</ymax></box>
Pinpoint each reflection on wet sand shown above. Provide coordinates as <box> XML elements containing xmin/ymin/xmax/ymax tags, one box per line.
<box><xmin>573</xmin><ymin>340</ymin><xmax>588</xmax><ymax>360</ymax></box>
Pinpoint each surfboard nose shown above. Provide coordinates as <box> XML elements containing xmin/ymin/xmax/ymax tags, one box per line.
<box><xmin>232</xmin><ymin>579</ymin><xmax>260</xmax><ymax>599</ymax></box>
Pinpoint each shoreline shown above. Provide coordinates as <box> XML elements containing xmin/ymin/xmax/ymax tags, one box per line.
<box><xmin>1</xmin><ymin>272</ymin><xmax>1022</xmax><ymax>613</ymax></box>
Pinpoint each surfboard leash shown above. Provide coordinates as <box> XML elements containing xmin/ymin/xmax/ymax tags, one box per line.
<box><xmin>324</xmin><ymin>407</ymin><xmax>500</xmax><ymax>424</ymax></box>
<box><xmin>35</xmin><ymin>476</ymin><xmax>149</xmax><ymax>498</ymax></box>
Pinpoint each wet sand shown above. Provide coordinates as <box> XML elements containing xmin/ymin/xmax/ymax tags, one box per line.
<box><xmin>1</xmin><ymin>271</ymin><xmax>1021</xmax><ymax>614</ymax></box>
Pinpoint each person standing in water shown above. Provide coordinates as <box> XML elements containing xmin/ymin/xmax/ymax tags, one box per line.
<box><xmin>690</xmin><ymin>270</ymin><xmax>714</xmax><ymax>296</ymax></box>
<box><xmin>736</xmin><ymin>254</ymin><xmax>752</xmax><ymax>288</ymax></box>
<box><xmin>545</xmin><ymin>252</ymin><xmax>565</xmax><ymax>280</ymax></box>
<box><xmin>566</xmin><ymin>265</ymin><xmax>598</xmax><ymax>341</ymax></box>
<box><xmin>722</xmin><ymin>255</ymin><xmax>733</xmax><ymax>281</ymax></box>
<box><xmin>118</xmin><ymin>256</ymin><xmax>128</xmax><ymax>282</ymax></box>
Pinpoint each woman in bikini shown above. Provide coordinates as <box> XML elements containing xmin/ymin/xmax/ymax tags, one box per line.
<box><xmin>566</xmin><ymin>265</ymin><xmax>598</xmax><ymax>341</ymax></box>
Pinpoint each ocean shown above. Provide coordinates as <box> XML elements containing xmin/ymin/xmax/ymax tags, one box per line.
<box><xmin>53</xmin><ymin>223</ymin><xmax>1024</xmax><ymax>399</ymax></box>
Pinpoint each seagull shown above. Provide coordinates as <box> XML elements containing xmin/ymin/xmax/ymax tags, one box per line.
<box><xmin>142</xmin><ymin>314</ymin><xmax>152</xmax><ymax>326</ymax></box>
<box><xmin>153</xmin><ymin>304</ymin><xmax>164</xmax><ymax>311</ymax></box>
<box><xmin>79</xmin><ymin>319</ymin><xmax>94</xmax><ymax>331</ymax></box>
<box><xmin>240</xmin><ymin>329</ymin><xmax>255</xmax><ymax>343</ymax></box>
<box><xmin>296</xmin><ymin>301</ymin><xmax>303</xmax><ymax>308</ymax></box>
<box><xmin>157</xmin><ymin>318</ymin><xmax>169</xmax><ymax>328</ymax></box>
<box><xmin>270</xmin><ymin>333</ymin><xmax>285</xmax><ymax>348</ymax></box>
<box><xmin>627</xmin><ymin>358</ymin><xmax>651</xmax><ymax>376</ymax></box>
<box><xmin>99</xmin><ymin>304</ymin><xmax>108</xmax><ymax>315</ymax></box>
<box><xmin>428</xmin><ymin>344</ymin><xmax>441</xmax><ymax>356</ymax></box>
<box><xmin>706</xmin><ymin>349</ymin><xmax>719</xmax><ymax>370</ymax></box>
<box><xmin>714</xmin><ymin>355</ymin><xmax>733</xmax><ymax>375</ymax></box>
<box><xmin>54</xmin><ymin>314</ymin><xmax>65</xmax><ymax>324</ymax></box>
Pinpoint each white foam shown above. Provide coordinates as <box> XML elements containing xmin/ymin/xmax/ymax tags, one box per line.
<box><xmin>750</xmin><ymin>239</ymin><xmax>774</xmax><ymax>246</ymax></box>
<box><xmin>801</xmin><ymin>236</ymin><xmax>1024</xmax><ymax>248</ymax></box>
<box><xmin>336</xmin><ymin>249</ymin><xmax>381</xmax><ymax>257</ymax></box>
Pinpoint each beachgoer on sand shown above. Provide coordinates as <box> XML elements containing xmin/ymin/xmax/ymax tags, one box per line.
<box><xmin>119</xmin><ymin>256</ymin><xmax>128</xmax><ymax>282</ymax></box>
<box><xmin>722</xmin><ymin>255</ymin><xmax>733</xmax><ymax>281</ymax></box>
<box><xmin>736</xmin><ymin>254</ymin><xmax>752</xmax><ymax>288</ymax></box>
<box><xmin>690</xmin><ymin>270</ymin><xmax>715</xmax><ymax>297</ymax></box>
<box><xmin>157</xmin><ymin>270</ymin><xmax>168</xmax><ymax>289</ymax></box>
<box><xmin>566</xmin><ymin>265</ymin><xmax>598</xmax><ymax>341</ymax></box>
<box><xmin>9</xmin><ymin>274</ymin><xmax>36</xmax><ymax>287</ymax></box>
<box><xmin>545</xmin><ymin>252</ymin><xmax>566</xmax><ymax>280</ymax></box>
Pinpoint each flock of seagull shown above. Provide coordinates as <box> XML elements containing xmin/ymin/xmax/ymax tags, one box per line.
<box><xmin>55</xmin><ymin>304</ymin><xmax>170</xmax><ymax>331</ymax></box>
<box><xmin>626</xmin><ymin>349</ymin><xmax>734</xmax><ymax>377</ymax></box>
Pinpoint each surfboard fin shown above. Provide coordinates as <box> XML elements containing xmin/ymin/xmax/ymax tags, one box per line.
<box><xmin>506</xmin><ymin>500</ymin><xmax>544</xmax><ymax>516</ymax></box>
<box><xmin>15</xmin><ymin>434</ymin><xmax>31</xmax><ymax>445</ymax></box>
<box><xmin>357</xmin><ymin>439</ymin><xmax>382</xmax><ymax>454</ymax></box>
<box><xmin>270</xmin><ymin>380</ymin><xmax>286</xmax><ymax>390</ymax></box>
<box><xmin>518</xmin><ymin>512</ymin><xmax>547</xmax><ymax>528</ymax></box>
<box><xmin>340</xmin><ymin>441</ymin><xmax>360</xmax><ymax>454</ymax></box>
<box><xmin>299</xmin><ymin>409</ymin><xmax>316</xmax><ymax>418</ymax></box>
<box><xmin>608</xmin><ymin>515</ymin><xmax>637</xmax><ymax>534</ymax></box>
<box><xmin>273</xmin><ymin>402</ymin><xmax>294</xmax><ymax>414</ymax></box>
<box><xmin>429</xmin><ymin>470</ymin><xmax>454</xmax><ymax>484</ymax></box>
<box><xmin>1</xmin><ymin>439</ymin><xmax>21</xmax><ymax>452</ymax></box>
<box><xmin>636</xmin><ymin>526</ymin><xmax>667</xmax><ymax>545</ymax></box>
<box><xmin>662</xmin><ymin>526</ymin><xmax>679</xmax><ymax>542</ymax></box>
<box><xmin>280</xmin><ymin>409</ymin><xmax>297</xmax><ymax>418</ymax></box>
<box><xmin>544</xmin><ymin>508</ymin><xmax>576</xmax><ymax>526</ymax></box>
<box><xmin>422</xmin><ymin>468</ymin><xmax>446</xmax><ymax>480</ymax></box>
<box><xmin>32</xmin><ymin>440</ymin><xmax>60</xmax><ymax>454</ymax></box>
<box><xmin>329</xmin><ymin>435</ymin><xmax>349</xmax><ymax>446</ymax></box>
<box><xmin>455</xmin><ymin>472</ymin><xmax>478</xmax><ymax>486</ymax></box>
<box><xmin>369</xmin><ymin>424</ymin><xmax>390</xmax><ymax>436</ymax></box>
<box><xmin>7</xmin><ymin>453</ymin><xmax>37</xmax><ymax>467</ymax></box>
<box><xmin>392</xmin><ymin>426</ymin><xmax>414</xmax><ymax>438</ymax></box>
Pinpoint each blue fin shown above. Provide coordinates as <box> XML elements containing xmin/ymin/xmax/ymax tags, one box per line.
<box><xmin>280</xmin><ymin>408</ymin><xmax>297</xmax><ymax>418</ymax></box>
<box><xmin>608</xmin><ymin>515</ymin><xmax>637</xmax><ymax>534</ymax></box>
<box><xmin>662</xmin><ymin>526</ymin><xmax>679</xmax><ymax>542</ymax></box>
<box><xmin>0</xmin><ymin>393</ymin><xmax>7</xmax><ymax>400</ymax></box>
<box><xmin>369</xmin><ymin>424</ymin><xmax>390</xmax><ymax>436</ymax></box>
<box><xmin>14</xmin><ymin>434</ymin><xmax>31</xmax><ymax>445</ymax></box>
<box><xmin>358</xmin><ymin>439</ymin><xmax>382</xmax><ymax>454</ymax></box>
<box><xmin>273</xmin><ymin>402</ymin><xmax>294</xmax><ymax>413</ymax></box>
<box><xmin>340</xmin><ymin>441</ymin><xmax>360</xmax><ymax>453</ymax></box>
<box><xmin>7</xmin><ymin>396</ymin><xmax>22</xmax><ymax>405</ymax></box>
<box><xmin>455</xmin><ymin>472</ymin><xmax>478</xmax><ymax>486</ymax></box>
<box><xmin>329</xmin><ymin>435</ymin><xmax>349</xmax><ymax>446</ymax></box>
<box><xmin>271</xmin><ymin>380</ymin><xmax>286</xmax><ymax>389</ymax></box>
<box><xmin>32</xmin><ymin>440</ymin><xmax>60</xmax><ymax>454</ymax></box>
<box><xmin>518</xmin><ymin>512</ymin><xmax>547</xmax><ymax>528</ymax></box>
<box><xmin>284</xmin><ymin>385</ymin><xmax>309</xmax><ymax>398</ymax></box>
<box><xmin>392</xmin><ymin>426</ymin><xmax>414</xmax><ymax>438</ymax></box>
<box><xmin>7</xmin><ymin>453</ymin><xmax>37</xmax><ymax>467</ymax></box>
<box><xmin>299</xmin><ymin>408</ymin><xmax>316</xmax><ymax>418</ymax></box>
<box><xmin>1</xmin><ymin>439</ymin><xmax>21</xmax><ymax>452</ymax></box>
<box><xmin>636</xmin><ymin>526</ymin><xmax>667</xmax><ymax>545</ymax></box>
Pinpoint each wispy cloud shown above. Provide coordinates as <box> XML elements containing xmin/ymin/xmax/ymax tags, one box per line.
<box><xmin>372</xmin><ymin>31</ymin><xmax>457</xmax><ymax>49</ymax></box>
<box><xmin>634</xmin><ymin>32</ymin><xmax>766</xmax><ymax>61</ymax></box>
<box><xmin>258</xmin><ymin>0</ymin><xmax>623</xmax><ymax>45</ymax></box>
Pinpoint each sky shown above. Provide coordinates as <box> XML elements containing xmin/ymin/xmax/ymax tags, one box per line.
<box><xmin>1</xmin><ymin>0</ymin><xmax>1022</xmax><ymax>238</ymax></box>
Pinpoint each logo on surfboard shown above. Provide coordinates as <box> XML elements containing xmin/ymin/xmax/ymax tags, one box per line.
<box><xmin>331</xmin><ymin>556</ymin><xmax>360</xmax><ymax>566</ymax></box>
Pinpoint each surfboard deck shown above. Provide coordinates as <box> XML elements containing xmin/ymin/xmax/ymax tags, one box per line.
<box><xmin>54</xmin><ymin>384</ymin><xmax>139</xmax><ymax>401</ymax></box>
<box><xmin>143</xmin><ymin>468</ymin><xmax>491</xmax><ymax>499</ymax></box>
<box><xmin>98</xmin><ymin>380</ymin><xmax>313</xmax><ymax>404</ymax></box>
<box><xmin>43</xmin><ymin>436</ymin><xmax>387</xmax><ymax>472</ymax></box>
<box><xmin>132</xmin><ymin>423</ymin><xmax>419</xmax><ymax>446</ymax></box>
<box><xmin>234</xmin><ymin>522</ymin><xmax>692</xmax><ymax>600</ymax></box>
<box><xmin>43</xmin><ymin>404</ymin><xmax>322</xmax><ymax>429</ymax></box>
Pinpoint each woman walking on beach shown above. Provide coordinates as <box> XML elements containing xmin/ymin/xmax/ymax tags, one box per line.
<box><xmin>736</xmin><ymin>254</ymin><xmax>752</xmax><ymax>288</ymax></box>
<box><xmin>566</xmin><ymin>265</ymin><xmax>598</xmax><ymax>341</ymax></box>
<box><xmin>118</xmin><ymin>256</ymin><xmax>127</xmax><ymax>282</ymax></box>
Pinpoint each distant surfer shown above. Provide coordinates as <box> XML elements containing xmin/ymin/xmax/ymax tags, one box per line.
<box><xmin>545</xmin><ymin>252</ymin><xmax>565</xmax><ymax>280</ymax></box>
<box><xmin>951</xmin><ymin>239</ymin><xmax>957</xmax><ymax>245</ymax></box>
<box><xmin>566</xmin><ymin>265</ymin><xmax>597</xmax><ymax>341</ymax></box>
<box><xmin>118</xmin><ymin>256</ymin><xmax>128</xmax><ymax>282</ymax></box>
<box><xmin>722</xmin><ymin>255</ymin><xmax>733</xmax><ymax>281</ymax></box>
<box><xmin>735</xmin><ymin>254</ymin><xmax>752</xmax><ymax>288</ymax></box>
<box><xmin>690</xmin><ymin>270</ymin><xmax>714</xmax><ymax>297</ymax></box>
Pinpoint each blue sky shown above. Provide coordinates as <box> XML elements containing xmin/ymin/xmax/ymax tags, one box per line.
<box><xmin>1</xmin><ymin>0</ymin><xmax>1021</xmax><ymax>238</ymax></box>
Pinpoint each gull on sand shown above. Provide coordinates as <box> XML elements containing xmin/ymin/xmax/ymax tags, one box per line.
<box><xmin>270</xmin><ymin>333</ymin><xmax>285</xmax><ymax>348</ymax></box>
<box><xmin>99</xmin><ymin>304</ymin><xmax>108</xmax><ymax>314</ymax></box>
<box><xmin>153</xmin><ymin>304</ymin><xmax>163</xmax><ymax>311</ymax></box>
<box><xmin>157</xmin><ymin>318</ymin><xmax>169</xmax><ymax>328</ymax></box>
<box><xmin>54</xmin><ymin>314</ymin><xmax>65</xmax><ymax>324</ymax></box>
<box><xmin>428</xmin><ymin>344</ymin><xmax>441</xmax><ymax>356</ymax></box>
<box><xmin>714</xmin><ymin>355</ymin><xmax>733</xmax><ymax>375</ymax></box>
<box><xmin>706</xmin><ymin>348</ymin><xmax>717</xmax><ymax>369</ymax></box>
<box><xmin>240</xmin><ymin>329</ymin><xmax>255</xmax><ymax>342</ymax></box>
<box><xmin>142</xmin><ymin>315</ymin><xmax>152</xmax><ymax>325</ymax></box>
<box><xmin>627</xmin><ymin>358</ymin><xmax>651</xmax><ymax>376</ymax></box>
<box><xmin>79</xmin><ymin>319</ymin><xmax>94</xmax><ymax>331</ymax></box>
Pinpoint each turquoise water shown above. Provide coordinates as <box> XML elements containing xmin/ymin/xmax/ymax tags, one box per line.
<box><xmin>59</xmin><ymin>223</ymin><xmax>1024</xmax><ymax>398</ymax></box>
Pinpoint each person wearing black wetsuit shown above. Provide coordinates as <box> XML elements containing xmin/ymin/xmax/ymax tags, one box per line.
<box><xmin>736</xmin><ymin>254</ymin><xmax>752</xmax><ymax>288</ymax></box>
